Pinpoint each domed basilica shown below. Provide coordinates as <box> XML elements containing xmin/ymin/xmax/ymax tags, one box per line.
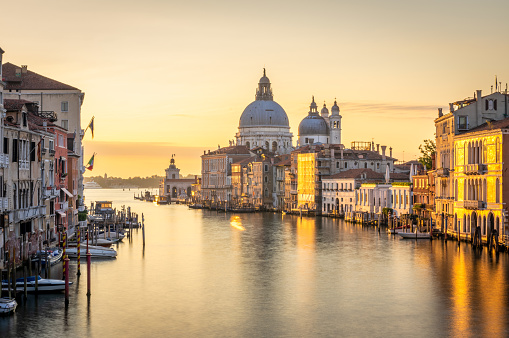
<box><xmin>235</xmin><ymin>69</ymin><xmax>293</xmax><ymax>154</ymax></box>
<box><xmin>298</xmin><ymin>96</ymin><xmax>342</xmax><ymax>146</ymax></box>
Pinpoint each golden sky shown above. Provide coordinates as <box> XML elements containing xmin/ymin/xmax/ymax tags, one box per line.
<box><xmin>3</xmin><ymin>0</ymin><xmax>509</xmax><ymax>177</ymax></box>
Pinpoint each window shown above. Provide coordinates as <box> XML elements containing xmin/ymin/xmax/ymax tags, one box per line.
<box><xmin>61</xmin><ymin>101</ymin><xmax>69</xmax><ymax>112</ymax></box>
<box><xmin>3</xmin><ymin>138</ymin><xmax>8</xmax><ymax>154</ymax></box>
<box><xmin>49</xmin><ymin>140</ymin><xmax>54</xmax><ymax>151</ymax></box>
<box><xmin>59</xmin><ymin>134</ymin><xmax>65</xmax><ymax>147</ymax></box>
<box><xmin>458</xmin><ymin>116</ymin><xmax>468</xmax><ymax>130</ymax></box>
<box><xmin>61</xmin><ymin>120</ymin><xmax>69</xmax><ymax>130</ymax></box>
<box><xmin>264</xmin><ymin>164</ymin><xmax>268</xmax><ymax>172</ymax></box>
<box><xmin>364</xmin><ymin>163</ymin><xmax>367</xmax><ymax>168</ymax></box>
<box><xmin>12</xmin><ymin>139</ymin><xmax>18</xmax><ymax>162</ymax></box>
<box><xmin>22</xmin><ymin>112</ymin><xmax>27</xmax><ymax>127</ymax></box>
<box><xmin>336</xmin><ymin>161</ymin><xmax>339</xmax><ymax>168</ymax></box>
<box><xmin>344</xmin><ymin>162</ymin><xmax>348</xmax><ymax>168</ymax></box>
<box><xmin>30</xmin><ymin>142</ymin><xmax>35</xmax><ymax>161</ymax></box>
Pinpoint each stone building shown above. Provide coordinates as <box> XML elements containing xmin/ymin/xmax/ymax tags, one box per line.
<box><xmin>162</xmin><ymin>156</ymin><xmax>197</xmax><ymax>201</ymax></box>
<box><xmin>452</xmin><ymin>118</ymin><xmax>509</xmax><ymax>245</ymax></box>
<box><xmin>434</xmin><ymin>88</ymin><xmax>509</xmax><ymax>231</ymax></box>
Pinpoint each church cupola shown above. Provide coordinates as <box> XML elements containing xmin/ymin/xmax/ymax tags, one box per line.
<box><xmin>321</xmin><ymin>102</ymin><xmax>329</xmax><ymax>119</ymax></box>
<box><xmin>255</xmin><ymin>68</ymin><xmax>273</xmax><ymax>101</ymax></box>
<box><xmin>331</xmin><ymin>99</ymin><xmax>340</xmax><ymax>115</ymax></box>
<box><xmin>309</xmin><ymin>96</ymin><xmax>318</xmax><ymax>115</ymax></box>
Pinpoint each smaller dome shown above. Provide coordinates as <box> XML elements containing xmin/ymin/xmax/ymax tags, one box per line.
<box><xmin>299</xmin><ymin>115</ymin><xmax>330</xmax><ymax>136</ymax></box>
<box><xmin>259</xmin><ymin>76</ymin><xmax>270</xmax><ymax>84</ymax></box>
<box><xmin>331</xmin><ymin>99</ymin><xmax>340</xmax><ymax>115</ymax></box>
<box><xmin>321</xmin><ymin>103</ymin><xmax>329</xmax><ymax>116</ymax></box>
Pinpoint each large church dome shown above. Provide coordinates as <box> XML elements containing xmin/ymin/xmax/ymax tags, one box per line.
<box><xmin>239</xmin><ymin>100</ymin><xmax>289</xmax><ymax>127</ymax></box>
<box><xmin>236</xmin><ymin>69</ymin><xmax>293</xmax><ymax>155</ymax></box>
<box><xmin>239</xmin><ymin>69</ymin><xmax>289</xmax><ymax>128</ymax></box>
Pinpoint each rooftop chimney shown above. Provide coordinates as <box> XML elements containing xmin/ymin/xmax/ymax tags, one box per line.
<box><xmin>389</xmin><ymin>147</ymin><xmax>392</xmax><ymax>158</ymax></box>
<box><xmin>449</xmin><ymin>103</ymin><xmax>454</xmax><ymax>113</ymax></box>
<box><xmin>438</xmin><ymin>108</ymin><xmax>443</xmax><ymax>117</ymax></box>
<box><xmin>376</xmin><ymin>144</ymin><xmax>380</xmax><ymax>153</ymax></box>
<box><xmin>381</xmin><ymin>145</ymin><xmax>387</xmax><ymax>161</ymax></box>
<box><xmin>21</xmin><ymin>65</ymin><xmax>27</xmax><ymax>74</ymax></box>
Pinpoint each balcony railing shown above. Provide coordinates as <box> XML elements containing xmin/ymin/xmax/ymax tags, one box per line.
<box><xmin>0</xmin><ymin>197</ymin><xmax>8</xmax><ymax>210</ymax></box>
<box><xmin>35</xmin><ymin>110</ymin><xmax>57</xmax><ymax>122</ymax></box>
<box><xmin>436</xmin><ymin>168</ymin><xmax>449</xmax><ymax>177</ymax></box>
<box><xmin>59</xmin><ymin>201</ymin><xmax>69</xmax><ymax>210</ymax></box>
<box><xmin>13</xmin><ymin>206</ymin><xmax>46</xmax><ymax>223</ymax></box>
<box><xmin>0</xmin><ymin>154</ymin><xmax>9</xmax><ymax>168</ymax></box>
<box><xmin>464</xmin><ymin>200</ymin><xmax>484</xmax><ymax>209</ymax></box>
<box><xmin>465</xmin><ymin>163</ymin><xmax>484</xmax><ymax>175</ymax></box>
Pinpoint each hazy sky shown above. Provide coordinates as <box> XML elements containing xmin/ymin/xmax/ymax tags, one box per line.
<box><xmin>3</xmin><ymin>0</ymin><xmax>509</xmax><ymax>177</ymax></box>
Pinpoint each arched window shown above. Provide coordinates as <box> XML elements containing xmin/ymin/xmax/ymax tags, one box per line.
<box><xmin>496</xmin><ymin>178</ymin><xmax>500</xmax><ymax>203</ymax></box>
<box><xmin>246</xmin><ymin>141</ymin><xmax>250</xmax><ymax>149</ymax></box>
<box><xmin>265</xmin><ymin>141</ymin><xmax>269</xmax><ymax>149</ymax></box>
<box><xmin>272</xmin><ymin>141</ymin><xmax>277</xmax><ymax>152</ymax></box>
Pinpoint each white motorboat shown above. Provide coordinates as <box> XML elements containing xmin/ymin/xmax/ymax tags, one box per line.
<box><xmin>1</xmin><ymin>276</ymin><xmax>71</xmax><ymax>293</ymax></box>
<box><xmin>398</xmin><ymin>231</ymin><xmax>432</xmax><ymax>239</ymax></box>
<box><xmin>0</xmin><ymin>298</ymin><xmax>17</xmax><ymax>315</ymax></box>
<box><xmin>66</xmin><ymin>245</ymin><xmax>117</xmax><ymax>258</ymax></box>
<box><xmin>98</xmin><ymin>231</ymin><xmax>125</xmax><ymax>240</ymax></box>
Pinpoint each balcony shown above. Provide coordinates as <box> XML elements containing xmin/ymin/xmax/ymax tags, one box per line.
<box><xmin>13</xmin><ymin>206</ymin><xmax>46</xmax><ymax>223</ymax></box>
<box><xmin>49</xmin><ymin>149</ymin><xmax>55</xmax><ymax>156</ymax></box>
<box><xmin>464</xmin><ymin>200</ymin><xmax>484</xmax><ymax>209</ymax></box>
<box><xmin>465</xmin><ymin>163</ymin><xmax>484</xmax><ymax>175</ymax></box>
<box><xmin>43</xmin><ymin>186</ymin><xmax>59</xmax><ymax>199</ymax></box>
<box><xmin>0</xmin><ymin>154</ymin><xmax>9</xmax><ymax>168</ymax></box>
<box><xmin>436</xmin><ymin>168</ymin><xmax>449</xmax><ymax>177</ymax></box>
<box><xmin>0</xmin><ymin>197</ymin><xmax>8</xmax><ymax>210</ymax></box>
<box><xmin>35</xmin><ymin>110</ymin><xmax>57</xmax><ymax>122</ymax></box>
<box><xmin>59</xmin><ymin>201</ymin><xmax>69</xmax><ymax>210</ymax></box>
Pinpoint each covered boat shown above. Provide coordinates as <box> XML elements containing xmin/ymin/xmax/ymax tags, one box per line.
<box><xmin>1</xmin><ymin>276</ymin><xmax>71</xmax><ymax>293</ymax></box>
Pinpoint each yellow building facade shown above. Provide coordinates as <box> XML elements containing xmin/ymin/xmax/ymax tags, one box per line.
<box><xmin>453</xmin><ymin>126</ymin><xmax>506</xmax><ymax>244</ymax></box>
<box><xmin>297</xmin><ymin>153</ymin><xmax>317</xmax><ymax>210</ymax></box>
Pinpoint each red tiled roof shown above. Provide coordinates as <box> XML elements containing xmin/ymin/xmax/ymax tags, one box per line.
<box><xmin>3</xmin><ymin>98</ymin><xmax>32</xmax><ymax>111</ymax></box>
<box><xmin>2</xmin><ymin>62</ymin><xmax>79</xmax><ymax>91</ymax></box>
<box><xmin>324</xmin><ymin>168</ymin><xmax>384</xmax><ymax>180</ymax></box>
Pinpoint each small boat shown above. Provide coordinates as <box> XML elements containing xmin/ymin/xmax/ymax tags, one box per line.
<box><xmin>98</xmin><ymin>231</ymin><xmax>125</xmax><ymax>240</ymax></box>
<box><xmin>33</xmin><ymin>248</ymin><xmax>63</xmax><ymax>266</ymax></box>
<box><xmin>1</xmin><ymin>276</ymin><xmax>71</xmax><ymax>293</ymax></box>
<box><xmin>398</xmin><ymin>231</ymin><xmax>432</xmax><ymax>239</ymax></box>
<box><xmin>0</xmin><ymin>298</ymin><xmax>17</xmax><ymax>315</ymax></box>
<box><xmin>66</xmin><ymin>245</ymin><xmax>117</xmax><ymax>259</ymax></box>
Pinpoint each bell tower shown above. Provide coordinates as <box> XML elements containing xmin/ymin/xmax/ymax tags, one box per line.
<box><xmin>329</xmin><ymin>99</ymin><xmax>342</xmax><ymax>145</ymax></box>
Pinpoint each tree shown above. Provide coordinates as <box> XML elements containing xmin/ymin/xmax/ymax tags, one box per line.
<box><xmin>418</xmin><ymin>139</ymin><xmax>436</xmax><ymax>170</ymax></box>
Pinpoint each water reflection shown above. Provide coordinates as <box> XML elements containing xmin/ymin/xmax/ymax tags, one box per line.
<box><xmin>2</xmin><ymin>189</ymin><xmax>509</xmax><ymax>337</ymax></box>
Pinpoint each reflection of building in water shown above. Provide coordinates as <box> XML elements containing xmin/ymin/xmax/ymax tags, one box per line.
<box><xmin>161</xmin><ymin>155</ymin><xmax>198</xmax><ymax>201</ymax></box>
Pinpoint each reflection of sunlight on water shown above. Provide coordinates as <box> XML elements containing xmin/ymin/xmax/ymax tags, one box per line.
<box><xmin>230</xmin><ymin>215</ymin><xmax>245</xmax><ymax>231</ymax></box>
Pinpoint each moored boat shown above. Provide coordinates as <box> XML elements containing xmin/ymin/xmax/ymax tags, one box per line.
<box><xmin>1</xmin><ymin>276</ymin><xmax>71</xmax><ymax>293</ymax></box>
<box><xmin>33</xmin><ymin>248</ymin><xmax>63</xmax><ymax>266</ymax></box>
<box><xmin>398</xmin><ymin>231</ymin><xmax>432</xmax><ymax>239</ymax></box>
<box><xmin>66</xmin><ymin>245</ymin><xmax>117</xmax><ymax>258</ymax></box>
<box><xmin>0</xmin><ymin>298</ymin><xmax>17</xmax><ymax>315</ymax></box>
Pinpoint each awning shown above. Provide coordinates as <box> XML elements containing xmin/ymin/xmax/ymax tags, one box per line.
<box><xmin>56</xmin><ymin>210</ymin><xmax>67</xmax><ymax>217</ymax></box>
<box><xmin>61</xmin><ymin>187</ymin><xmax>73</xmax><ymax>198</ymax></box>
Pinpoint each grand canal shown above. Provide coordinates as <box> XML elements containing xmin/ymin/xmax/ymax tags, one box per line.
<box><xmin>1</xmin><ymin>188</ymin><xmax>509</xmax><ymax>337</ymax></box>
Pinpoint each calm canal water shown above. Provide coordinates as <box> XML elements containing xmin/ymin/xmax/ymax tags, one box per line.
<box><xmin>1</xmin><ymin>188</ymin><xmax>509</xmax><ymax>337</ymax></box>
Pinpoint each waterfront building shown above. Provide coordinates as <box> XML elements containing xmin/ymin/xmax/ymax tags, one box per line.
<box><xmin>294</xmin><ymin>143</ymin><xmax>397</xmax><ymax>213</ymax></box>
<box><xmin>321</xmin><ymin>169</ymin><xmax>385</xmax><ymax>215</ymax></box>
<box><xmin>355</xmin><ymin>181</ymin><xmax>412</xmax><ymax>217</ymax></box>
<box><xmin>235</xmin><ymin>69</ymin><xmax>293</xmax><ymax>154</ymax></box>
<box><xmin>412</xmin><ymin>170</ymin><xmax>435</xmax><ymax>226</ymax></box>
<box><xmin>2</xmin><ymin>99</ymin><xmax>46</xmax><ymax>264</ymax></box>
<box><xmin>298</xmin><ymin>97</ymin><xmax>342</xmax><ymax>146</ymax></box>
<box><xmin>274</xmin><ymin>155</ymin><xmax>291</xmax><ymax>210</ymax></box>
<box><xmin>161</xmin><ymin>156</ymin><xmax>197</xmax><ymax>201</ymax></box>
<box><xmin>453</xmin><ymin>118</ymin><xmax>509</xmax><ymax>245</ymax></box>
<box><xmin>2</xmin><ymin>63</ymin><xmax>86</xmax><ymax>208</ymax></box>
<box><xmin>201</xmin><ymin>145</ymin><xmax>253</xmax><ymax>205</ymax></box>
<box><xmin>434</xmin><ymin>88</ymin><xmax>509</xmax><ymax>231</ymax></box>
